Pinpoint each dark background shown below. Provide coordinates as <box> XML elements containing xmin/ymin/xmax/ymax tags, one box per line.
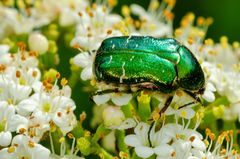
<box><xmin>116</xmin><ymin>0</ymin><xmax>240</xmax><ymax>43</ymax></box>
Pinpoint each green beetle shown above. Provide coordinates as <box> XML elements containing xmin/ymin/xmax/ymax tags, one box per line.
<box><xmin>93</xmin><ymin>36</ymin><xmax>205</xmax><ymax>111</ymax></box>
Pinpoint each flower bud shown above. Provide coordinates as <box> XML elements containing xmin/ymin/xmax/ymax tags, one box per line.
<box><xmin>102</xmin><ymin>106</ymin><xmax>125</xmax><ymax>128</ymax></box>
<box><xmin>77</xmin><ymin>137</ymin><xmax>91</xmax><ymax>155</ymax></box>
<box><xmin>28</xmin><ymin>33</ymin><xmax>49</xmax><ymax>55</ymax></box>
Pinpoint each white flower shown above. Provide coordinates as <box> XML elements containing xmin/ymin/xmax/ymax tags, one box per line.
<box><xmin>25</xmin><ymin>92</ymin><xmax>77</xmax><ymax>134</ymax></box>
<box><xmin>202</xmin><ymin>82</ymin><xmax>216</xmax><ymax>102</ymax></box>
<box><xmin>28</xmin><ymin>33</ymin><xmax>49</xmax><ymax>54</ymax></box>
<box><xmin>73</xmin><ymin>52</ymin><xmax>95</xmax><ymax>80</ymax></box>
<box><xmin>102</xmin><ymin>106</ymin><xmax>125</xmax><ymax>128</ymax></box>
<box><xmin>0</xmin><ymin>131</ymin><xmax>12</xmax><ymax>147</ymax></box>
<box><xmin>129</xmin><ymin>2</ymin><xmax>172</xmax><ymax>37</ymax></box>
<box><xmin>70</xmin><ymin>5</ymin><xmax>122</xmax><ymax>51</ymax></box>
<box><xmin>0</xmin><ymin>135</ymin><xmax>50</xmax><ymax>159</ymax></box>
<box><xmin>164</xmin><ymin>91</ymin><xmax>197</xmax><ymax>119</ymax></box>
<box><xmin>125</xmin><ymin>122</ymin><xmax>174</xmax><ymax>158</ymax></box>
<box><xmin>0</xmin><ymin>44</ymin><xmax>9</xmax><ymax>55</ymax></box>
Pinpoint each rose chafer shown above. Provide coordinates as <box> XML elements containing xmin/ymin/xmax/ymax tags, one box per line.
<box><xmin>93</xmin><ymin>36</ymin><xmax>205</xmax><ymax>112</ymax></box>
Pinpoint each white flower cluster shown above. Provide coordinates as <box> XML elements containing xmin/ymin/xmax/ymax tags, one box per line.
<box><xmin>0</xmin><ymin>44</ymin><xmax>77</xmax><ymax>158</ymax></box>
<box><xmin>0</xmin><ymin>0</ymin><xmax>88</xmax><ymax>40</ymax></box>
<box><xmin>125</xmin><ymin>121</ymin><xmax>238</xmax><ymax>159</ymax></box>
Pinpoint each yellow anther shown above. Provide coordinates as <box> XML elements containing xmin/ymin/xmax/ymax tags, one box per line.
<box><xmin>122</xmin><ymin>5</ymin><xmax>130</xmax><ymax>17</ymax></box>
<box><xmin>59</xmin><ymin>137</ymin><xmax>65</xmax><ymax>143</ymax></box>
<box><xmin>67</xmin><ymin>133</ymin><xmax>74</xmax><ymax>139</ymax></box>
<box><xmin>206</xmin><ymin>17</ymin><xmax>214</xmax><ymax>25</ymax></box>
<box><xmin>80</xmin><ymin>111</ymin><xmax>87</xmax><ymax>122</ymax></box>
<box><xmin>197</xmin><ymin>17</ymin><xmax>205</xmax><ymax>26</ymax></box>
<box><xmin>209</xmin><ymin>133</ymin><xmax>215</xmax><ymax>141</ymax></box>
<box><xmin>19</xmin><ymin>128</ymin><xmax>26</xmax><ymax>134</ymax></box>
<box><xmin>187</xmin><ymin>36</ymin><xmax>194</xmax><ymax>45</ymax></box>
<box><xmin>204</xmin><ymin>139</ymin><xmax>209</xmax><ymax>146</ymax></box>
<box><xmin>220</xmin><ymin>148</ymin><xmax>227</xmax><ymax>155</ymax></box>
<box><xmin>163</xmin><ymin>10</ymin><xmax>174</xmax><ymax>21</ymax></box>
<box><xmin>233</xmin><ymin>41</ymin><xmax>239</xmax><ymax>49</ymax></box>
<box><xmin>92</xmin><ymin>3</ymin><xmax>97</xmax><ymax>10</ymax></box>
<box><xmin>189</xmin><ymin>136</ymin><xmax>195</xmax><ymax>142</ymax></box>
<box><xmin>220</xmin><ymin>36</ymin><xmax>228</xmax><ymax>48</ymax></box>
<box><xmin>32</xmin><ymin>70</ymin><xmax>38</xmax><ymax>78</ymax></box>
<box><xmin>164</xmin><ymin>0</ymin><xmax>176</xmax><ymax>8</ymax></box>
<box><xmin>28</xmin><ymin>140</ymin><xmax>35</xmax><ymax>148</ymax></box>
<box><xmin>149</xmin><ymin>0</ymin><xmax>159</xmax><ymax>11</ymax></box>
<box><xmin>61</xmin><ymin>78</ymin><xmax>68</xmax><ymax>86</ymax></box>
<box><xmin>108</xmin><ymin>0</ymin><xmax>117</xmax><ymax>8</ymax></box>
<box><xmin>171</xmin><ymin>151</ymin><xmax>176</xmax><ymax>157</ymax></box>
<box><xmin>119</xmin><ymin>151</ymin><xmax>129</xmax><ymax>158</ymax></box>
<box><xmin>205</xmin><ymin>128</ymin><xmax>212</xmax><ymax>136</ymax></box>
<box><xmin>7</xmin><ymin>146</ymin><xmax>15</xmax><ymax>153</ymax></box>
<box><xmin>204</xmin><ymin>38</ymin><xmax>214</xmax><ymax>45</ymax></box>
<box><xmin>137</xmin><ymin>91</ymin><xmax>151</xmax><ymax>104</ymax></box>
<box><xmin>174</xmin><ymin>28</ymin><xmax>183</xmax><ymax>37</ymax></box>
<box><xmin>56</xmin><ymin>72</ymin><xmax>60</xmax><ymax>79</ymax></box>
<box><xmin>84</xmin><ymin>131</ymin><xmax>91</xmax><ymax>137</ymax></box>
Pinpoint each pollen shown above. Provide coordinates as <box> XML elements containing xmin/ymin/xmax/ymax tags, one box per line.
<box><xmin>122</xmin><ymin>5</ymin><xmax>130</xmax><ymax>17</ymax></box>
<box><xmin>16</xmin><ymin>70</ymin><xmax>21</xmax><ymax>78</ymax></box>
<box><xmin>43</xmin><ymin>103</ymin><xmax>51</xmax><ymax>112</ymax></box>
<box><xmin>61</xmin><ymin>78</ymin><xmax>68</xmax><ymax>86</ymax></box>
<box><xmin>137</xmin><ymin>91</ymin><xmax>151</xmax><ymax>104</ymax></box>
<box><xmin>233</xmin><ymin>41</ymin><xmax>239</xmax><ymax>49</ymax></box>
<box><xmin>17</xmin><ymin>41</ymin><xmax>26</xmax><ymax>52</ymax></box>
<box><xmin>78</xmin><ymin>12</ymin><xmax>83</xmax><ymax>17</ymax></box>
<box><xmin>32</xmin><ymin>70</ymin><xmax>38</xmax><ymax>77</ymax></box>
<box><xmin>28</xmin><ymin>140</ymin><xmax>35</xmax><ymax>148</ymax></box>
<box><xmin>180</xmin><ymin>110</ymin><xmax>187</xmax><ymax>118</ymax></box>
<box><xmin>149</xmin><ymin>0</ymin><xmax>159</xmax><ymax>11</ymax></box>
<box><xmin>197</xmin><ymin>16</ymin><xmax>205</xmax><ymax>26</ymax></box>
<box><xmin>189</xmin><ymin>136</ymin><xmax>195</xmax><ymax>142</ymax></box>
<box><xmin>80</xmin><ymin>111</ymin><xmax>87</xmax><ymax>122</ymax></box>
<box><xmin>7</xmin><ymin>146</ymin><xmax>15</xmax><ymax>153</ymax></box>
<box><xmin>67</xmin><ymin>133</ymin><xmax>74</xmax><ymax>139</ymax></box>
<box><xmin>108</xmin><ymin>0</ymin><xmax>117</xmax><ymax>8</ymax></box>
<box><xmin>107</xmin><ymin>29</ymin><xmax>112</xmax><ymax>35</ymax></box>
<box><xmin>59</xmin><ymin>137</ymin><xmax>65</xmax><ymax>143</ymax></box>
<box><xmin>174</xmin><ymin>28</ymin><xmax>182</xmax><ymax>37</ymax></box>
<box><xmin>57</xmin><ymin>112</ymin><xmax>62</xmax><ymax>117</ymax></box>
<box><xmin>187</xmin><ymin>36</ymin><xmax>194</xmax><ymax>45</ymax></box>
<box><xmin>84</xmin><ymin>131</ymin><xmax>91</xmax><ymax>137</ymax></box>
<box><xmin>56</xmin><ymin>72</ymin><xmax>61</xmax><ymax>79</ymax></box>
<box><xmin>119</xmin><ymin>151</ymin><xmax>129</xmax><ymax>158</ymax></box>
<box><xmin>204</xmin><ymin>38</ymin><xmax>214</xmax><ymax>45</ymax></box>
<box><xmin>220</xmin><ymin>36</ymin><xmax>228</xmax><ymax>48</ymax></box>
<box><xmin>19</xmin><ymin>128</ymin><xmax>26</xmax><ymax>134</ymax></box>
<box><xmin>164</xmin><ymin>0</ymin><xmax>176</xmax><ymax>8</ymax></box>
<box><xmin>0</xmin><ymin>64</ymin><xmax>6</xmax><ymax>73</ymax></box>
<box><xmin>171</xmin><ymin>151</ymin><xmax>176</xmax><ymax>157</ymax></box>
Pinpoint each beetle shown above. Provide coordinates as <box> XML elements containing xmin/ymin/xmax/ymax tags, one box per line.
<box><xmin>93</xmin><ymin>36</ymin><xmax>205</xmax><ymax>113</ymax></box>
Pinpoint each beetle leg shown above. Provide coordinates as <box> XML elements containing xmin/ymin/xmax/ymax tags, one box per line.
<box><xmin>183</xmin><ymin>90</ymin><xmax>202</xmax><ymax>104</ymax></box>
<box><xmin>159</xmin><ymin>95</ymin><xmax>174</xmax><ymax>114</ymax></box>
<box><xmin>91</xmin><ymin>88</ymin><xmax>132</xmax><ymax>96</ymax></box>
<box><xmin>177</xmin><ymin>90</ymin><xmax>202</xmax><ymax>109</ymax></box>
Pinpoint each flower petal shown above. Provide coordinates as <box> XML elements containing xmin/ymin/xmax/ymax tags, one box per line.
<box><xmin>135</xmin><ymin>146</ymin><xmax>154</xmax><ymax>158</ymax></box>
<box><xmin>124</xmin><ymin>135</ymin><xmax>142</xmax><ymax>147</ymax></box>
<box><xmin>93</xmin><ymin>94</ymin><xmax>110</xmax><ymax>105</ymax></box>
<box><xmin>111</xmin><ymin>93</ymin><xmax>132</xmax><ymax>106</ymax></box>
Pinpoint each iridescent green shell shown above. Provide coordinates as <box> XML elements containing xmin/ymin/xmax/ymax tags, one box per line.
<box><xmin>94</xmin><ymin>36</ymin><xmax>205</xmax><ymax>93</ymax></box>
